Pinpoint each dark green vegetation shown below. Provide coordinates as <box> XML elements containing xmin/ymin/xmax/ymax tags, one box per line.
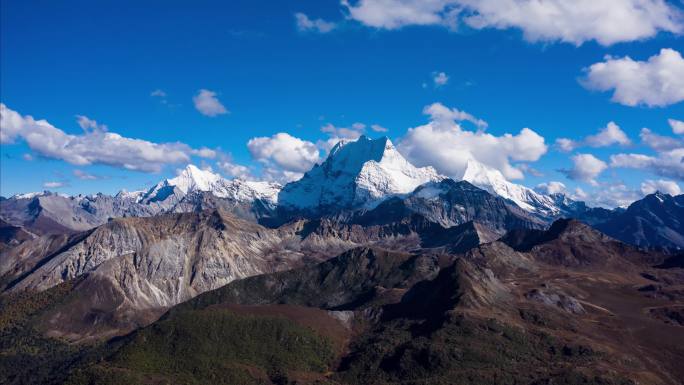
<box><xmin>66</xmin><ymin>308</ymin><xmax>337</xmax><ymax>385</ymax></box>
<box><xmin>0</xmin><ymin>281</ymin><xmax>96</xmax><ymax>385</ymax></box>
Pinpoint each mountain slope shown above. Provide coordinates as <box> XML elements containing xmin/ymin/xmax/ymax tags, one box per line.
<box><xmin>48</xmin><ymin>227</ymin><xmax>684</xmax><ymax>385</ymax></box>
<box><xmin>596</xmin><ymin>192</ymin><xmax>684</xmax><ymax>250</ymax></box>
<box><xmin>461</xmin><ymin>158</ymin><xmax>560</xmax><ymax>217</ymax></box>
<box><xmin>3</xmin><ymin>210</ymin><xmax>313</xmax><ymax>340</ymax></box>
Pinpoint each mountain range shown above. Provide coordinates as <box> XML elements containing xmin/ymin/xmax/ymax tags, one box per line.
<box><xmin>1</xmin><ymin>135</ymin><xmax>683</xmax><ymax>384</ymax></box>
<box><xmin>2</xmin><ymin>136</ymin><xmax>682</xmax><ymax>250</ymax></box>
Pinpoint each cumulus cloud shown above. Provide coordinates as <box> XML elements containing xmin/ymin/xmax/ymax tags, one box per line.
<box><xmin>641</xmin><ymin>179</ymin><xmax>681</xmax><ymax>195</ymax></box>
<box><xmin>397</xmin><ymin>102</ymin><xmax>546</xmax><ymax>180</ymax></box>
<box><xmin>295</xmin><ymin>12</ymin><xmax>337</xmax><ymax>33</ymax></box>
<box><xmin>342</xmin><ymin>0</ymin><xmax>683</xmax><ymax>45</ymax></box>
<box><xmin>217</xmin><ymin>160</ymin><xmax>251</xmax><ymax>179</ymax></box>
<box><xmin>639</xmin><ymin>128</ymin><xmax>682</xmax><ymax>151</ymax></box>
<box><xmin>560</xmin><ymin>153</ymin><xmax>607</xmax><ymax>185</ymax></box>
<box><xmin>43</xmin><ymin>181</ymin><xmax>66</xmax><ymax>189</ymax></box>
<box><xmin>370</xmin><ymin>124</ymin><xmax>388</xmax><ymax>132</ymax></box>
<box><xmin>150</xmin><ymin>89</ymin><xmax>167</xmax><ymax>98</ymax></box>
<box><xmin>193</xmin><ymin>89</ymin><xmax>229</xmax><ymax>117</ymax></box>
<box><xmin>610</xmin><ymin>150</ymin><xmax>684</xmax><ymax>180</ymax></box>
<box><xmin>192</xmin><ymin>147</ymin><xmax>218</xmax><ymax>159</ymax></box>
<box><xmin>581</xmin><ymin>48</ymin><xmax>684</xmax><ymax>107</ymax></box>
<box><xmin>555</xmin><ymin>138</ymin><xmax>576</xmax><ymax>153</ymax></box>
<box><xmin>556</xmin><ymin>121</ymin><xmax>631</xmax><ymax>152</ymax></box>
<box><xmin>73</xmin><ymin>169</ymin><xmax>101</xmax><ymax>180</ymax></box>
<box><xmin>0</xmin><ymin>104</ymin><xmax>213</xmax><ymax>173</ymax></box>
<box><xmin>423</xmin><ymin>102</ymin><xmax>488</xmax><ymax>129</ymax></box>
<box><xmin>76</xmin><ymin>115</ymin><xmax>108</xmax><ymax>133</ymax></box>
<box><xmin>669</xmin><ymin>118</ymin><xmax>684</xmax><ymax>134</ymax></box>
<box><xmin>589</xmin><ymin>183</ymin><xmax>642</xmax><ymax>208</ymax></box>
<box><xmin>433</xmin><ymin>71</ymin><xmax>449</xmax><ymax>87</ymax></box>
<box><xmin>319</xmin><ymin>122</ymin><xmax>367</xmax><ymax>151</ymax></box>
<box><xmin>534</xmin><ymin>181</ymin><xmax>567</xmax><ymax>195</ymax></box>
<box><xmin>248</xmin><ymin>132</ymin><xmax>320</xmax><ymax>182</ymax></box>
<box><xmin>342</xmin><ymin>0</ymin><xmax>459</xmax><ymax>30</ymax></box>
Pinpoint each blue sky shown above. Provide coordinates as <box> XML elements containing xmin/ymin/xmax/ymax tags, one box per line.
<box><xmin>1</xmin><ymin>0</ymin><xmax>683</xmax><ymax>207</ymax></box>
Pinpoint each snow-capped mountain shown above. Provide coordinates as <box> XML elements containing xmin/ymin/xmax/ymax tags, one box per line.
<box><xmin>278</xmin><ymin>136</ymin><xmax>443</xmax><ymax>212</ymax></box>
<box><xmin>142</xmin><ymin>164</ymin><xmax>281</xmax><ymax>206</ymax></box>
<box><xmin>0</xmin><ymin>165</ymin><xmax>283</xmax><ymax>234</ymax></box>
<box><xmin>461</xmin><ymin>158</ymin><xmax>560</xmax><ymax>217</ymax></box>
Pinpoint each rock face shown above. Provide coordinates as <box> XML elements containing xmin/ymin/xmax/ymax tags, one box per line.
<box><xmin>596</xmin><ymin>192</ymin><xmax>684</xmax><ymax>250</ymax></box>
<box><xmin>372</xmin><ymin>178</ymin><xmax>546</xmax><ymax>231</ymax></box>
<box><xmin>278</xmin><ymin>136</ymin><xmax>442</xmax><ymax>214</ymax></box>
<box><xmin>2</xmin><ymin>210</ymin><xmax>311</xmax><ymax>338</ymax></box>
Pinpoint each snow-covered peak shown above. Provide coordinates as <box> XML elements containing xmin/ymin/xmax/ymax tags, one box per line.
<box><xmin>11</xmin><ymin>191</ymin><xmax>45</xmax><ymax>200</ymax></box>
<box><xmin>142</xmin><ymin>164</ymin><xmax>281</xmax><ymax>205</ymax></box>
<box><xmin>115</xmin><ymin>189</ymin><xmax>147</xmax><ymax>202</ymax></box>
<box><xmin>167</xmin><ymin>164</ymin><xmax>222</xmax><ymax>195</ymax></box>
<box><xmin>462</xmin><ymin>159</ymin><xmax>559</xmax><ymax>216</ymax></box>
<box><xmin>279</xmin><ymin>136</ymin><xmax>443</xmax><ymax>210</ymax></box>
<box><xmin>222</xmin><ymin>179</ymin><xmax>282</xmax><ymax>205</ymax></box>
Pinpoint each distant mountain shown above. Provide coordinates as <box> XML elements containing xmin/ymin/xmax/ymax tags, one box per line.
<box><xmin>353</xmin><ymin>178</ymin><xmax>545</xmax><ymax>232</ymax></box>
<box><xmin>596</xmin><ymin>191</ymin><xmax>684</xmax><ymax>250</ymax></box>
<box><xmin>461</xmin><ymin>158</ymin><xmax>560</xmax><ymax>217</ymax></box>
<box><xmin>0</xmin><ymin>165</ymin><xmax>282</xmax><ymax>234</ymax></box>
<box><xmin>278</xmin><ymin>136</ymin><xmax>442</xmax><ymax>213</ymax></box>
<box><xmin>141</xmin><ymin>164</ymin><xmax>280</xmax><ymax>206</ymax></box>
<box><xmin>549</xmin><ymin>192</ymin><xmax>618</xmax><ymax>226</ymax></box>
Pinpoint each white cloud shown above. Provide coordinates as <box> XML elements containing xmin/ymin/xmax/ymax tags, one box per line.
<box><xmin>76</xmin><ymin>115</ymin><xmax>108</xmax><ymax>133</ymax></box>
<box><xmin>342</xmin><ymin>0</ymin><xmax>458</xmax><ymax>30</ymax></box>
<box><xmin>0</xmin><ymin>103</ymin><xmax>208</xmax><ymax>173</ymax></box>
<box><xmin>247</xmin><ymin>132</ymin><xmax>320</xmax><ymax>182</ymax></box>
<box><xmin>639</xmin><ymin>127</ymin><xmax>682</xmax><ymax>151</ymax></box>
<box><xmin>555</xmin><ymin>138</ymin><xmax>576</xmax><ymax>153</ymax></box>
<box><xmin>319</xmin><ymin>122</ymin><xmax>367</xmax><ymax>151</ymax></box>
<box><xmin>22</xmin><ymin>153</ymin><xmax>33</xmax><ymax>161</ymax></box>
<box><xmin>590</xmin><ymin>183</ymin><xmax>641</xmax><ymax>208</ymax></box>
<box><xmin>556</xmin><ymin>121</ymin><xmax>631</xmax><ymax>152</ymax></box>
<box><xmin>73</xmin><ymin>169</ymin><xmax>100</xmax><ymax>180</ymax></box>
<box><xmin>370</xmin><ymin>124</ymin><xmax>388</xmax><ymax>132</ymax></box>
<box><xmin>217</xmin><ymin>160</ymin><xmax>251</xmax><ymax>179</ymax></box>
<box><xmin>423</xmin><ymin>102</ymin><xmax>488</xmax><ymax>129</ymax></box>
<box><xmin>610</xmin><ymin>150</ymin><xmax>684</xmax><ymax>180</ymax></box>
<box><xmin>192</xmin><ymin>147</ymin><xmax>218</xmax><ymax>158</ymax></box>
<box><xmin>534</xmin><ymin>181</ymin><xmax>567</xmax><ymax>195</ymax></box>
<box><xmin>150</xmin><ymin>89</ymin><xmax>167</xmax><ymax>98</ymax></box>
<box><xmin>397</xmin><ymin>102</ymin><xmax>546</xmax><ymax>180</ymax></box>
<box><xmin>581</xmin><ymin>48</ymin><xmax>684</xmax><ymax>107</ymax></box>
<box><xmin>641</xmin><ymin>179</ymin><xmax>681</xmax><ymax>195</ymax></box>
<box><xmin>669</xmin><ymin>118</ymin><xmax>684</xmax><ymax>134</ymax></box>
<box><xmin>433</xmin><ymin>71</ymin><xmax>449</xmax><ymax>87</ymax></box>
<box><xmin>193</xmin><ymin>89</ymin><xmax>228</xmax><ymax>117</ymax></box>
<box><xmin>43</xmin><ymin>181</ymin><xmax>65</xmax><ymax>189</ymax></box>
<box><xmin>561</xmin><ymin>153</ymin><xmax>607</xmax><ymax>185</ymax></box>
<box><xmin>459</xmin><ymin>0</ymin><xmax>683</xmax><ymax>46</ymax></box>
<box><xmin>295</xmin><ymin>12</ymin><xmax>337</xmax><ymax>33</ymax></box>
<box><xmin>342</xmin><ymin>0</ymin><xmax>683</xmax><ymax>45</ymax></box>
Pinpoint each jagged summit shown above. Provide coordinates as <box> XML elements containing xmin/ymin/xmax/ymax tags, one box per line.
<box><xmin>166</xmin><ymin>164</ymin><xmax>223</xmax><ymax>194</ymax></box>
<box><xmin>461</xmin><ymin>158</ymin><xmax>559</xmax><ymax>216</ymax></box>
<box><xmin>278</xmin><ymin>136</ymin><xmax>443</xmax><ymax>212</ymax></box>
<box><xmin>142</xmin><ymin>164</ymin><xmax>281</xmax><ymax>205</ymax></box>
